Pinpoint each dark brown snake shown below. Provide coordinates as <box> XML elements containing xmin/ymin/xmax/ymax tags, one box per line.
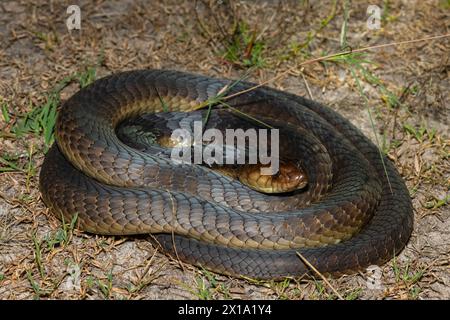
<box><xmin>39</xmin><ymin>70</ymin><xmax>413</xmax><ymax>279</ymax></box>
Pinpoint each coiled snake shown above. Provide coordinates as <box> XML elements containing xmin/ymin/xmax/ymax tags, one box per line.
<box><xmin>39</xmin><ymin>70</ymin><xmax>413</xmax><ymax>279</ymax></box>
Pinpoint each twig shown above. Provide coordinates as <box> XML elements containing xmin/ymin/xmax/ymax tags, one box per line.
<box><xmin>166</xmin><ymin>189</ymin><xmax>186</xmax><ymax>273</ymax></box>
<box><xmin>301</xmin><ymin>71</ymin><xmax>314</xmax><ymax>100</ymax></box>
<box><xmin>296</xmin><ymin>251</ymin><xmax>344</xmax><ymax>300</ymax></box>
<box><xmin>222</xmin><ymin>33</ymin><xmax>450</xmax><ymax>101</ymax></box>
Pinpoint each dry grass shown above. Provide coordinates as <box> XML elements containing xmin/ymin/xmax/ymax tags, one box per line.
<box><xmin>0</xmin><ymin>0</ymin><xmax>449</xmax><ymax>300</ymax></box>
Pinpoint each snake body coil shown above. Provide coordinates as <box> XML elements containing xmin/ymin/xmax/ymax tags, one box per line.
<box><xmin>39</xmin><ymin>70</ymin><xmax>413</xmax><ymax>279</ymax></box>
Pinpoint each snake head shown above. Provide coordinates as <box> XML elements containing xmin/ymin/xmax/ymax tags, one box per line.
<box><xmin>238</xmin><ymin>161</ymin><xmax>308</xmax><ymax>194</ymax></box>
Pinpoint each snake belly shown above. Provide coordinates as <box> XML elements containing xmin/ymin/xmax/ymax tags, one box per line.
<box><xmin>39</xmin><ymin>69</ymin><xmax>413</xmax><ymax>279</ymax></box>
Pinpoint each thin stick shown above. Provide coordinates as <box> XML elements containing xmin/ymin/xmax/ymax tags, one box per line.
<box><xmin>166</xmin><ymin>189</ymin><xmax>186</xmax><ymax>273</ymax></box>
<box><xmin>296</xmin><ymin>252</ymin><xmax>344</xmax><ymax>300</ymax></box>
<box><xmin>222</xmin><ymin>33</ymin><xmax>450</xmax><ymax>101</ymax></box>
<box><xmin>301</xmin><ymin>72</ymin><xmax>314</xmax><ymax>100</ymax></box>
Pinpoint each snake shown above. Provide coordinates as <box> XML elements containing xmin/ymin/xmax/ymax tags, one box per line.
<box><xmin>39</xmin><ymin>69</ymin><xmax>413</xmax><ymax>279</ymax></box>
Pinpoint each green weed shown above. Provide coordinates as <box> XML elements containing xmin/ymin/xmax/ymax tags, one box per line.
<box><xmin>195</xmin><ymin>276</ymin><xmax>214</xmax><ymax>300</ymax></box>
<box><xmin>32</xmin><ymin>232</ymin><xmax>45</xmax><ymax>277</ymax></box>
<box><xmin>344</xmin><ymin>288</ymin><xmax>362</xmax><ymax>300</ymax></box>
<box><xmin>12</xmin><ymin>94</ymin><xmax>58</xmax><ymax>150</ymax></box>
<box><xmin>403</xmin><ymin>123</ymin><xmax>436</xmax><ymax>143</ymax></box>
<box><xmin>12</xmin><ymin>66</ymin><xmax>98</xmax><ymax>153</ymax></box>
<box><xmin>44</xmin><ymin>213</ymin><xmax>78</xmax><ymax>250</ymax></box>
<box><xmin>392</xmin><ymin>257</ymin><xmax>425</xmax><ymax>299</ymax></box>
<box><xmin>0</xmin><ymin>154</ymin><xmax>23</xmax><ymax>173</ymax></box>
<box><xmin>222</xmin><ymin>22</ymin><xmax>266</xmax><ymax>68</ymax></box>
<box><xmin>97</xmin><ymin>270</ymin><xmax>114</xmax><ymax>299</ymax></box>
<box><xmin>424</xmin><ymin>194</ymin><xmax>449</xmax><ymax>209</ymax></box>
<box><xmin>1</xmin><ymin>100</ymin><xmax>10</xmax><ymax>123</ymax></box>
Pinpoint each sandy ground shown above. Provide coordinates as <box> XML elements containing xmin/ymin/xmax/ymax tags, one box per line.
<box><xmin>0</xmin><ymin>0</ymin><xmax>449</xmax><ymax>299</ymax></box>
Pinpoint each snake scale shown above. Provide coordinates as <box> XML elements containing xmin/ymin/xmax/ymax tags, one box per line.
<box><xmin>39</xmin><ymin>69</ymin><xmax>413</xmax><ymax>279</ymax></box>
